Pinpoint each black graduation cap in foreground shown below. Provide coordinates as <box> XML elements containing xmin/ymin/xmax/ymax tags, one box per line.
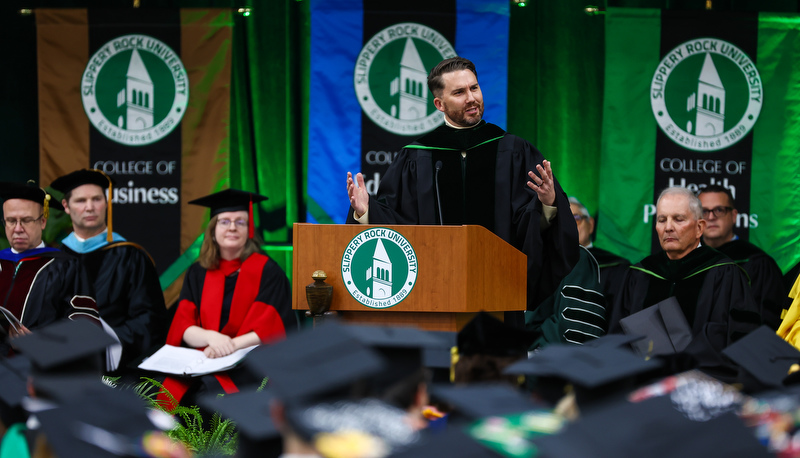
<box><xmin>188</xmin><ymin>188</ymin><xmax>269</xmax><ymax>218</ymax></box>
<box><xmin>0</xmin><ymin>180</ymin><xmax>63</xmax><ymax>213</ymax></box>
<box><xmin>504</xmin><ymin>343</ymin><xmax>662</xmax><ymax>408</ymax></box>
<box><xmin>243</xmin><ymin>321</ymin><xmax>387</xmax><ymax>403</ymax></box>
<box><xmin>341</xmin><ymin>324</ymin><xmax>450</xmax><ymax>393</ymax></box>
<box><xmin>11</xmin><ymin>319</ymin><xmax>116</xmax><ymax>375</ymax></box>
<box><xmin>49</xmin><ymin>169</ymin><xmax>114</xmax><ymax>196</ymax></box>
<box><xmin>35</xmin><ymin>386</ymin><xmax>181</xmax><ymax>458</ymax></box>
<box><xmin>429</xmin><ymin>382</ymin><xmax>546</xmax><ymax>421</ymax></box>
<box><xmin>198</xmin><ymin>387</ymin><xmax>279</xmax><ymax>442</ymax></box>
<box><xmin>457</xmin><ymin>311</ymin><xmax>537</xmax><ymax>357</ymax></box>
<box><xmin>534</xmin><ymin>394</ymin><xmax>771</xmax><ymax>458</ymax></box>
<box><xmin>0</xmin><ymin>355</ymin><xmax>30</xmax><ymax>409</ymax></box>
<box><xmin>723</xmin><ymin>325</ymin><xmax>800</xmax><ymax>393</ymax></box>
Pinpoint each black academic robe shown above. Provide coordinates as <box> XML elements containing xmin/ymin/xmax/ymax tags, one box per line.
<box><xmin>608</xmin><ymin>246</ymin><xmax>761</xmax><ymax>377</ymax></box>
<box><xmin>62</xmin><ymin>241</ymin><xmax>168</xmax><ymax>371</ymax></box>
<box><xmin>160</xmin><ymin>253</ymin><xmax>297</xmax><ymax>408</ymax></box>
<box><xmin>713</xmin><ymin>239</ymin><xmax>788</xmax><ymax>331</ymax></box>
<box><xmin>0</xmin><ymin>249</ymin><xmax>100</xmax><ymax>355</ymax></box>
<box><xmin>588</xmin><ymin>246</ymin><xmax>631</xmax><ymax>310</ymax></box>
<box><xmin>347</xmin><ymin>121</ymin><xmax>579</xmax><ymax>311</ymax></box>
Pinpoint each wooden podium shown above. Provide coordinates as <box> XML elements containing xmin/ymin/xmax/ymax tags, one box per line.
<box><xmin>292</xmin><ymin>223</ymin><xmax>526</xmax><ymax>332</ymax></box>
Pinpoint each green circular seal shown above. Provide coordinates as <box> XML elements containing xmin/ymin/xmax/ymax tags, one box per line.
<box><xmin>341</xmin><ymin>227</ymin><xmax>418</xmax><ymax>309</ymax></box>
<box><xmin>650</xmin><ymin>38</ymin><xmax>762</xmax><ymax>152</ymax></box>
<box><xmin>354</xmin><ymin>23</ymin><xmax>456</xmax><ymax>136</ymax></box>
<box><xmin>81</xmin><ymin>34</ymin><xmax>189</xmax><ymax>146</ymax></box>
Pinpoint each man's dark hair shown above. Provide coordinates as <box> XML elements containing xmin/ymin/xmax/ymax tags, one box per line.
<box><xmin>697</xmin><ymin>185</ymin><xmax>736</xmax><ymax>208</ymax></box>
<box><xmin>427</xmin><ymin>57</ymin><xmax>477</xmax><ymax>98</ymax></box>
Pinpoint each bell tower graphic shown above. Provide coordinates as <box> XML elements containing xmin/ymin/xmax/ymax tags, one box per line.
<box><xmin>686</xmin><ymin>53</ymin><xmax>725</xmax><ymax>136</ymax></box>
<box><xmin>117</xmin><ymin>48</ymin><xmax>154</xmax><ymax>130</ymax></box>
<box><xmin>365</xmin><ymin>239</ymin><xmax>393</xmax><ymax>299</ymax></box>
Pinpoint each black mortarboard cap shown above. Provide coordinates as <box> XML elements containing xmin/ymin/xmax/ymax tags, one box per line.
<box><xmin>458</xmin><ymin>311</ymin><xmax>537</xmax><ymax>357</ymax></box>
<box><xmin>0</xmin><ymin>180</ymin><xmax>63</xmax><ymax>214</ymax></box>
<box><xmin>11</xmin><ymin>319</ymin><xmax>116</xmax><ymax>374</ymax></box>
<box><xmin>722</xmin><ymin>325</ymin><xmax>800</xmax><ymax>393</ymax></box>
<box><xmin>343</xmin><ymin>324</ymin><xmax>446</xmax><ymax>377</ymax></box>
<box><xmin>49</xmin><ymin>169</ymin><xmax>114</xmax><ymax>196</ymax></box>
<box><xmin>0</xmin><ymin>355</ymin><xmax>31</xmax><ymax>427</ymax></box>
<box><xmin>423</xmin><ymin>331</ymin><xmax>456</xmax><ymax>383</ymax></box>
<box><xmin>505</xmin><ymin>344</ymin><xmax>662</xmax><ymax>408</ymax></box>
<box><xmin>198</xmin><ymin>388</ymin><xmax>279</xmax><ymax>441</ymax></box>
<box><xmin>429</xmin><ymin>382</ymin><xmax>545</xmax><ymax>421</ymax></box>
<box><xmin>35</xmin><ymin>386</ymin><xmax>181</xmax><ymax>458</ymax></box>
<box><xmin>188</xmin><ymin>188</ymin><xmax>269</xmax><ymax>239</ymax></box>
<box><xmin>32</xmin><ymin>373</ymin><xmax>112</xmax><ymax>403</ymax></box>
<box><xmin>188</xmin><ymin>188</ymin><xmax>268</xmax><ymax>218</ymax></box>
<box><xmin>0</xmin><ymin>355</ymin><xmax>30</xmax><ymax>409</ymax></box>
<box><xmin>534</xmin><ymin>395</ymin><xmax>771</xmax><ymax>458</ymax></box>
<box><xmin>243</xmin><ymin>321</ymin><xmax>386</xmax><ymax>403</ymax></box>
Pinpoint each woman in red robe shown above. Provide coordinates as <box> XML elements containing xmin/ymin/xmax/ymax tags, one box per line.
<box><xmin>159</xmin><ymin>189</ymin><xmax>297</xmax><ymax>409</ymax></box>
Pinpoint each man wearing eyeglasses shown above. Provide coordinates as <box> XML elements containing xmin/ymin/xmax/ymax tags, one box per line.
<box><xmin>698</xmin><ymin>185</ymin><xmax>786</xmax><ymax>330</ymax></box>
<box><xmin>49</xmin><ymin>169</ymin><xmax>167</xmax><ymax>377</ymax></box>
<box><xmin>0</xmin><ymin>181</ymin><xmax>100</xmax><ymax>354</ymax></box>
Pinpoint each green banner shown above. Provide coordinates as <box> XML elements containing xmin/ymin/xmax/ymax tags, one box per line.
<box><xmin>598</xmin><ymin>8</ymin><xmax>800</xmax><ymax>272</ymax></box>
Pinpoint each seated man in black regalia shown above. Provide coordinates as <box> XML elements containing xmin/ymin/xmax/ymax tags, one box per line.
<box><xmin>345</xmin><ymin>56</ymin><xmax>579</xmax><ymax>320</ymax></box>
<box><xmin>698</xmin><ymin>185</ymin><xmax>787</xmax><ymax>330</ymax></box>
<box><xmin>608</xmin><ymin>186</ymin><xmax>761</xmax><ymax>378</ymax></box>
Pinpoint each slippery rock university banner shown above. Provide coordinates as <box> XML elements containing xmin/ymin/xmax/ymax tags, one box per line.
<box><xmin>306</xmin><ymin>0</ymin><xmax>510</xmax><ymax>224</ymax></box>
<box><xmin>597</xmin><ymin>8</ymin><xmax>800</xmax><ymax>272</ymax></box>
<box><xmin>36</xmin><ymin>9</ymin><xmax>233</xmax><ymax>274</ymax></box>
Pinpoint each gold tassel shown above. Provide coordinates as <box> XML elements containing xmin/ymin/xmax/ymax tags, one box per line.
<box><xmin>107</xmin><ymin>181</ymin><xmax>113</xmax><ymax>242</ymax></box>
<box><xmin>450</xmin><ymin>346</ymin><xmax>459</xmax><ymax>383</ymax></box>
<box><xmin>43</xmin><ymin>194</ymin><xmax>50</xmax><ymax>219</ymax></box>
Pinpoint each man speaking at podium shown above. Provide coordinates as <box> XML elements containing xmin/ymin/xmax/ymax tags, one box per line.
<box><xmin>346</xmin><ymin>57</ymin><xmax>578</xmax><ymax>318</ymax></box>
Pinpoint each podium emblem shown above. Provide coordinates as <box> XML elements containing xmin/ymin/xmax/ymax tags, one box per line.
<box><xmin>341</xmin><ymin>227</ymin><xmax>418</xmax><ymax>309</ymax></box>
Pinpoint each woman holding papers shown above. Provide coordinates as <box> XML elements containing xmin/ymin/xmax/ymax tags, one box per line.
<box><xmin>158</xmin><ymin>189</ymin><xmax>297</xmax><ymax>408</ymax></box>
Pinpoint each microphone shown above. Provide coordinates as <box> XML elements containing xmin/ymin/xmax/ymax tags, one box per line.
<box><xmin>435</xmin><ymin>160</ymin><xmax>444</xmax><ymax>225</ymax></box>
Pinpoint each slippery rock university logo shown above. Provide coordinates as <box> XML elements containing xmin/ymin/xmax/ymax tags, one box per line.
<box><xmin>651</xmin><ymin>38</ymin><xmax>762</xmax><ymax>152</ymax></box>
<box><xmin>341</xmin><ymin>228</ymin><xmax>418</xmax><ymax>309</ymax></box>
<box><xmin>81</xmin><ymin>34</ymin><xmax>189</xmax><ymax>146</ymax></box>
<box><xmin>354</xmin><ymin>23</ymin><xmax>456</xmax><ymax>136</ymax></box>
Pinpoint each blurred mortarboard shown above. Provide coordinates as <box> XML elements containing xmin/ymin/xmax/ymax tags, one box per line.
<box><xmin>534</xmin><ymin>395</ymin><xmax>770</xmax><ymax>458</ymax></box>
<box><xmin>0</xmin><ymin>180</ymin><xmax>63</xmax><ymax>215</ymax></box>
<box><xmin>423</xmin><ymin>331</ymin><xmax>456</xmax><ymax>383</ymax></box>
<box><xmin>188</xmin><ymin>188</ymin><xmax>269</xmax><ymax>239</ymax></box>
<box><xmin>342</xmin><ymin>324</ymin><xmax>448</xmax><ymax>384</ymax></box>
<box><xmin>0</xmin><ymin>355</ymin><xmax>31</xmax><ymax>427</ymax></box>
<box><xmin>722</xmin><ymin>325</ymin><xmax>800</xmax><ymax>393</ymax></box>
<box><xmin>12</xmin><ymin>319</ymin><xmax>116</xmax><ymax>374</ymax></box>
<box><xmin>504</xmin><ymin>344</ymin><xmax>662</xmax><ymax>408</ymax></box>
<box><xmin>429</xmin><ymin>382</ymin><xmax>546</xmax><ymax>421</ymax></box>
<box><xmin>0</xmin><ymin>355</ymin><xmax>30</xmax><ymax>409</ymax></box>
<box><xmin>458</xmin><ymin>312</ymin><xmax>537</xmax><ymax>357</ymax></box>
<box><xmin>49</xmin><ymin>169</ymin><xmax>115</xmax><ymax>241</ymax></box>
<box><xmin>243</xmin><ymin>321</ymin><xmax>386</xmax><ymax>403</ymax></box>
<box><xmin>32</xmin><ymin>373</ymin><xmax>112</xmax><ymax>403</ymax></box>
<box><xmin>35</xmin><ymin>387</ymin><xmax>183</xmax><ymax>458</ymax></box>
<box><xmin>198</xmin><ymin>388</ymin><xmax>279</xmax><ymax>441</ymax></box>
